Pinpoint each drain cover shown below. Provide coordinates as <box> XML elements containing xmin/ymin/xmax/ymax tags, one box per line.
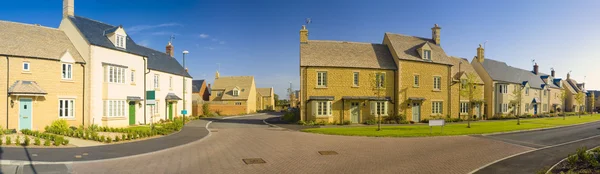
<box><xmin>318</xmin><ymin>151</ymin><xmax>338</xmax><ymax>155</ymax></box>
<box><xmin>242</xmin><ymin>158</ymin><xmax>266</xmax><ymax>164</ymax></box>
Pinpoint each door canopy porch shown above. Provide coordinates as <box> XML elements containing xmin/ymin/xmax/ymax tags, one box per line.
<box><xmin>8</xmin><ymin>80</ymin><xmax>47</xmax><ymax>96</ymax></box>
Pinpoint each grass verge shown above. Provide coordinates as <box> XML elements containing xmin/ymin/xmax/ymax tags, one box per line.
<box><xmin>302</xmin><ymin>115</ymin><xmax>600</xmax><ymax>137</ymax></box>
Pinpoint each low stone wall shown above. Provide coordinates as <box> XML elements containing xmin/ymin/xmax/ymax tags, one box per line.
<box><xmin>192</xmin><ymin>102</ymin><xmax>247</xmax><ymax>116</ymax></box>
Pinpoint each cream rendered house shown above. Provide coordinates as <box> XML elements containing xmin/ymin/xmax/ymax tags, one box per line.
<box><xmin>563</xmin><ymin>73</ymin><xmax>586</xmax><ymax>112</ymax></box>
<box><xmin>471</xmin><ymin>45</ymin><xmax>559</xmax><ymax>117</ymax></box>
<box><xmin>59</xmin><ymin>0</ymin><xmax>191</xmax><ymax>126</ymax></box>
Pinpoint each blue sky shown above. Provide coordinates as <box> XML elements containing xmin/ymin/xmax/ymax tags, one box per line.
<box><xmin>2</xmin><ymin>0</ymin><xmax>600</xmax><ymax>98</ymax></box>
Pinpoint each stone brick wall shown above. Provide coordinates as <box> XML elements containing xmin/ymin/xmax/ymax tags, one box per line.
<box><xmin>2</xmin><ymin>56</ymin><xmax>84</xmax><ymax>131</ymax></box>
<box><xmin>399</xmin><ymin>60</ymin><xmax>450</xmax><ymax>121</ymax></box>
<box><xmin>450</xmin><ymin>82</ymin><xmax>484</xmax><ymax>120</ymax></box>
<box><xmin>302</xmin><ymin>67</ymin><xmax>395</xmax><ymax>123</ymax></box>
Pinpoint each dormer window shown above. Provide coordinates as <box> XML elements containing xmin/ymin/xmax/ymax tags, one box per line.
<box><xmin>233</xmin><ymin>89</ymin><xmax>240</xmax><ymax>96</ymax></box>
<box><xmin>116</xmin><ymin>34</ymin><xmax>126</xmax><ymax>48</ymax></box>
<box><xmin>423</xmin><ymin>50</ymin><xmax>431</xmax><ymax>60</ymax></box>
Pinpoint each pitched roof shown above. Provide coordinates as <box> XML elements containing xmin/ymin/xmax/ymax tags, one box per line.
<box><xmin>68</xmin><ymin>16</ymin><xmax>191</xmax><ymax>78</ymax></box>
<box><xmin>257</xmin><ymin>88</ymin><xmax>272</xmax><ymax>97</ymax></box>
<box><xmin>192</xmin><ymin>80</ymin><xmax>205</xmax><ymax>93</ymax></box>
<box><xmin>448</xmin><ymin>56</ymin><xmax>483</xmax><ymax>84</ymax></box>
<box><xmin>384</xmin><ymin>33</ymin><xmax>452</xmax><ymax>65</ymax></box>
<box><xmin>212</xmin><ymin>76</ymin><xmax>254</xmax><ymax>100</ymax></box>
<box><xmin>8</xmin><ymin>81</ymin><xmax>47</xmax><ymax>95</ymax></box>
<box><xmin>300</xmin><ymin>40</ymin><xmax>396</xmax><ymax>70</ymax></box>
<box><xmin>480</xmin><ymin>59</ymin><xmax>549</xmax><ymax>89</ymax></box>
<box><xmin>0</xmin><ymin>20</ymin><xmax>85</xmax><ymax>63</ymax></box>
<box><xmin>566</xmin><ymin>78</ymin><xmax>584</xmax><ymax>92</ymax></box>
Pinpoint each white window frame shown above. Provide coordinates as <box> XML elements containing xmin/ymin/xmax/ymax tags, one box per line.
<box><xmin>499</xmin><ymin>84</ymin><xmax>508</xmax><ymax>94</ymax></box>
<box><xmin>116</xmin><ymin>34</ymin><xmax>126</xmax><ymax>48</ymax></box>
<box><xmin>317</xmin><ymin>71</ymin><xmax>327</xmax><ymax>87</ymax></box>
<box><xmin>315</xmin><ymin>101</ymin><xmax>332</xmax><ymax>117</ymax></box>
<box><xmin>414</xmin><ymin>75</ymin><xmax>420</xmax><ymax>87</ymax></box>
<box><xmin>433</xmin><ymin>76</ymin><xmax>441</xmax><ymax>90</ymax></box>
<box><xmin>23</xmin><ymin>62</ymin><xmax>30</xmax><ymax>71</ymax></box>
<box><xmin>58</xmin><ymin>99</ymin><xmax>75</xmax><ymax>119</ymax></box>
<box><xmin>525</xmin><ymin>103</ymin><xmax>530</xmax><ymax>112</ymax></box>
<box><xmin>154</xmin><ymin>74</ymin><xmax>160</xmax><ymax>89</ymax></box>
<box><xmin>131</xmin><ymin>70</ymin><xmax>135</xmax><ymax>83</ymax></box>
<box><xmin>353</xmin><ymin>72</ymin><xmax>359</xmax><ymax>87</ymax></box>
<box><xmin>460</xmin><ymin>102</ymin><xmax>469</xmax><ymax>114</ymax></box>
<box><xmin>501</xmin><ymin>103</ymin><xmax>508</xmax><ymax>113</ymax></box>
<box><xmin>525</xmin><ymin>87</ymin><xmax>529</xmax><ymax>96</ymax></box>
<box><xmin>372</xmin><ymin>101</ymin><xmax>388</xmax><ymax>116</ymax></box>
<box><xmin>106</xmin><ymin>66</ymin><xmax>126</xmax><ymax>84</ymax></box>
<box><xmin>432</xmin><ymin>101</ymin><xmax>443</xmax><ymax>114</ymax></box>
<box><xmin>104</xmin><ymin>100</ymin><xmax>126</xmax><ymax>117</ymax></box>
<box><xmin>235</xmin><ymin>102</ymin><xmax>242</xmax><ymax>105</ymax></box>
<box><xmin>376</xmin><ymin>72</ymin><xmax>386</xmax><ymax>89</ymax></box>
<box><xmin>423</xmin><ymin>50</ymin><xmax>431</xmax><ymax>60</ymax></box>
<box><xmin>233</xmin><ymin>89</ymin><xmax>240</xmax><ymax>96</ymax></box>
<box><xmin>154</xmin><ymin>101</ymin><xmax>160</xmax><ymax>114</ymax></box>
<box><xmin>62</xmin><ymin>63</ymin><xmax>73</xmax><ymax>80</ymax></box>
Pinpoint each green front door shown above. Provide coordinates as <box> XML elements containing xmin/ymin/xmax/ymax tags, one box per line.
<box><xmin>168</xmin><ymin>103</ymin><xmax>173</xmax><ymax>120</ymax></box>
<box><xmin>129</xmin><ymin>102</ymin><xmax>136</xmax><ymax>125</ymax></box>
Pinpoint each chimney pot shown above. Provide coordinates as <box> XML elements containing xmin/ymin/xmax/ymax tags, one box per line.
<box><xmin>300</xmin><ymin>25</ymin><xmax>309</xmax><ymax>43</ymax></box>
<box><xmin>551</xmin><ymin>68</ymin><xmax>555</xmax><ymax>77</ymax></box>
<box><xmin>476</xmin><ymin>44</ymin><xmax>485</xmax><ymax>63</ymax></box>
<box><xmin>431</xmin><ymin>24</ymin><xmax>441</xmax><ymax>45</ymax></box>
<box><xmin>166</xmin><ymin>42</ymin><xmax>174</xmax><ymax>58</ymax></box>
<box><xmin>533</xmin><ymin>63</ymin><xmax>539</xmax><ymax>75</ymax></box>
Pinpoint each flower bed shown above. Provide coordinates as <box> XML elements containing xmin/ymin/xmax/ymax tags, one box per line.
<box><xmin>12</xmin><ymin>129</ymin><xmax>70</xmax><ymax>146</ymax></box>
<box><xmin>548</xmin><ymin>147</ymin><xmax>600</xmax><ymax>173</ymax></box>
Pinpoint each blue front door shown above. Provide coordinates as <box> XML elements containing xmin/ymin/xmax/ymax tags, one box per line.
<box><xmin>19</xmin><ymin>98</ymin><xmax>32</xmax><ymax>130</ymax></box>
<box><xmin>534</xmin><ymin>105</ymin><xmax>538</xmax><ymax>115</ymax></box>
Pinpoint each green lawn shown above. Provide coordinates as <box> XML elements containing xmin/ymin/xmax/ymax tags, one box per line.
<box><xmin>302</xmin><ymin>114</ymin><xmax>600</xmax><ymax>137</ymax></box>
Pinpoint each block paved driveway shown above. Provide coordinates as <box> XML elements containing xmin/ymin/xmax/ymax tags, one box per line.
<box><xmin>69</xmin><ymin>114</ymin><xmax>531</xmax><ymax>174</ymax></box>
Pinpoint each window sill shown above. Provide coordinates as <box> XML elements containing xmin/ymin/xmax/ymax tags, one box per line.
<box><xmin>60</xmin><ymin>80</ymin><xmax>75</xmax><ymax>83</ymax></box>
<box><xmin>430</xmin><ymin>114</ymin><xmax>442</xmax><ymax>116</ymax></box>
<box><xmin>169</xmin><ymin>88</ymin><xmax>173</xmax><ymax>91</ymax></box>
<box><xmin>352</xmin><ymin>86</ymin><xmax>359</xmax><ymax>88</ymax></box>
<box><xmin>59</xmin><ymin>117</ymin><xmax>76</xmax><ymax>121</ymax></box>
<box><xmin>22</xmin><ymin>71</ymin><xmax>32</xmax><ymax>74</ymax></box>
<box><xmin>413</xmin><ymin>86</ymin><xmax>419</xmax><ymax>88</ymax></box>
<box><xmin>315</xmin><ymin>86</ymin><xmax>328</xmax><ymax>89</ymax></box>
<box><xmin>315</xmin><ymin>115</ymin><xmax>331</xmax><ymax>118</ymax></box>
<box><xmin>101</xmin><ymin>116</ymin><xmax>127</xmax><ymax>121</ymax></box>
<box><xmin>432</xmin><ymin>89</ymin><xmax>441</xmax><ymax>92</ymax></box>
<box><xmin>155</xmin><ymin>88</ymin><xmax>161</xmax><ymax>91</ymax></box>
<box><xmin>131</xmin><ymin>83</ymin><xmax>136</xmax><ymax>86</ymax></box>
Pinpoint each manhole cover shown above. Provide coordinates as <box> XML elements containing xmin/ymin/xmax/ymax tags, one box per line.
<box><xmin>210</xmin><ymin>130</ymin><xmax>218</xmax><ymax>132</ymax></box>
<box><xmin>318</xmin><ymin>151</ymin><xmax>338</xmax><ymax>155</ymax></box>
<box><xmin>242</xmin><ymin>158</ymin><xmax>266</xmax><ymax>164</ymax></box>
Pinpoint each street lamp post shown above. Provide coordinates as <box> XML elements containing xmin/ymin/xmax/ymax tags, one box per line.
<box><xmin>182</xmin><ymin>50</ymin><xmax>189</xmax><ymax>124</ymax></box>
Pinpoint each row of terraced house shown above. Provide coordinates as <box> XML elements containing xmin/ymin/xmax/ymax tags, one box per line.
<box><xmin>299</xmin><ymin>24</ymin><xmax>595</xmax><ymax>123</ymax></box>
<box><xmin>0</xmin><ymin>0</ymin><xmax>192</xmax><ymax>131</ymax></box>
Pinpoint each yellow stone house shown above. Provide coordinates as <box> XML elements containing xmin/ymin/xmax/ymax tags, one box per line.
<box><xmin>299</xmin><ymin>26</ymin><xmax>397</xmax><ymax>123</ymax></box>
<box><xmin>256</xmin><ymin>88</ymin><xmax>274</xmax><ymax>111</ymax></box>
<box><xmin>448</xmin><ymin>56</ymin><xmax>485</xmax><ymax>120</ymax></box>
<box><xmin>209</xmin><ymin>72</ymin><xmax>257</xmax><ymax>115</ymax></box>
<box><xmin>0</xmin><ymin>21</ymin><xmax>86</xmax><ymax>131</ymax></box>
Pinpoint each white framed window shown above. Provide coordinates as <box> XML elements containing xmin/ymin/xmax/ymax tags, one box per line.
<box><xmin>423</xmin><ymin>50</ymin><xmax>431</xmax><ymax>60</ymax></box>
<box><xmin>353</xmin><ymin>72</ymin><xmax>359</xmax><ymax>87</ymax></box>
<box><xmin>317</xmin><ymin>71</ymin><xmax>327</xmax><ymax>87</ymax></box>
<box><xmin>103</xmin><ymin>100</ymin><xmax>126</xmax><ymax>117</ymax></box>
<box><xmin>154</xmin><ymin>74</ymin><xmax>160</xmax><ymax>89</ymax></box>
<box><xmin>461</xmin><ymin>79</ymin><xmax>467</xmax><ymax>89</ymax></box>
<box><xmin>169</xmin><ymin>76</ymin><xmax>173</xmax><ymax>89</ymax></box>
<box><xmin>500</xmin><ymin>103</ymin><xmax>508</xmax><ymax>113</ymax></box>
<box><xmin>543</xmin><ymin>104</ymin><xmax>548</xmax><ymax>112</ymax></box>
<box><xmin>543</xmin><ymin>90</ymin><xmax>547</xmax><ymax>96</ymax></box>
<box><xmin>525</xmin><ymin>87</ymin><xmax>529</xmax><ymax>95</ymax></box>
<box><xmin>499</xmin><ymin>84</ymin><xmax>508</xmax><ymax>94</ymax></box>
<box><xmin>154</xmin><ymin>101</ymin><xmax>160</xmax><ymax>114</ymax></box>
<box><xmin>217</xmin><ymin>91</ymin><xmax>223</xmax><ymax>97</ymax></box>
<box><xmin>376</xmin><ymin>72</ymin><xmax>385</xmax><ymax>88</ymax></box>
<box><xmin>433</xmin><ymin>76</ymin><xmax>441</xmax><ymax>90</ymax></box>
<box><xmin>62</xmin><ymin>63</ymin><xmax>73</xmax><ymax>80</ymax></box>
<box><xmin>371</xmin><ymin>101</ymin><xmax>388</xmax><ymax>116</ymax></box>
<box><xmin>116</xmin><ymin>34</ymin><xmax>126</xmax><ymax>48</ymax></box>
<box><xmin>58</xmin><ymin>99</ymin><xmax>75</xmax><ymax>118</ymax></box>
<box><xmin>314</xmin><ymin>101</ymin><xmax>332</xmax><ymax>116</ymax></box>
<box><xmin>106</xmin><ymin>66</ymin><xmax>126</xmax><ymax>84</ymax></box>
<box><xmin>235</xmin><ymin>102</ymin><xmax>242</xmax><ymax>105</ymax></box>
<box><xmin>432</xmin><ymin>101</ymin><xmax>443</xmax><ymax>114</ymax></box>
<box><xmin>23</xmin><ymin>62</ymin><xmax>30</xmax><ymax>71</ymax></box>
<box><xmin>131</xmin><ymin>70</ymin><xmax>135</xmax><ymax>83</ymax></box>
<box><xmin>525</xmin><ymin>103</ymin><xmax>530</xmax><ymax>112</ymax></box>
<box><xmin>460</xmin><ymin>102</ymin><xmax>469</xmax><ymax>114</ymax></box>
<box><xmin>414</xmin><ymin>75</ymin><xmax>420</xmax><ymax>87</ymax></box>
<box><xmin>233</xmin><ymin>89</ymin><xmax>239</xmax><ymax>96</ymax></box>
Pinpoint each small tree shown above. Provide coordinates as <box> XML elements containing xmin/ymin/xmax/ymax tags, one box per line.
<box><xmin>202</xmin><ymin>103</ymin><xmax>210</xmax><ymax>116</ymax></box>
<box><xmin>459</xmin><ymin>73</ymin><xmax>482</xmax><ymax>128</ymax></box>
<box><xmin>373</xmin><ymin>72</ymin><xmax>386</xmax><ymax>131</ymax></box>
<box><xmin>560</xmin><ymin>89</ymin><xmax>567</xmax><ymax>120</ymax></box>
<box><xmin>589</xmin><ymin>92</ymin><xmax>595</xmax><ymax>116</ymax></box>
<box><xmin>575</xmin><ymin>92</ymin><xmax>585</xmax><ymax>118</ymax></box>
<box><xmin>510</xmin><ymin>85</ymin><xmax>524</xmax><ymax>125</ymax></box>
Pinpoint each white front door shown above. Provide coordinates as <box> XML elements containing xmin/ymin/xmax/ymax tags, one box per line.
<box><xmin>350</xmin><ymin>102</ymin><xmax>360</xmax><ymax>123</ymax></box>
<box><xmin>475</xmin><ymin>104</ymin><xmax>480</xmax><ymax>119</ymax></box>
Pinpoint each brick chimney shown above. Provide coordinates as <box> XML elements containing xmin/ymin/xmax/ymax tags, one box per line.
<box><xmin>166</xmin><ymin>42</ymin><xmax>174</xmax><ymax>57</ymax></box>
<box><xmin>551</xmin><ymin>68</ymin><xmax>555</xmax><ymax>77</ymax></box>
<box><xmin>63</xmin><ymin>0</ymin><xmax>74</xmax><ymax>18</ymax></box>
<box><xmin>533</xmin><ymin>63</ymin><xmax>539</xmax><ymax>75</ymax></box>
<box><xmin>300</xmin><ymin>25</ymin><xmax>308</xmax><ymax>43</ymax></box>
<box><xmin>476</xmin><ymin>44</ymin><xmax>485</xmax><ymax>63</ymax></box>
<box><xmin>431</xmin><ymin>24</ymin><xmax>441</xmax><ymax>45</ymax></box>
<box><xmin>567</xmin><ymin>72</ymin><xmax>571</xmax><ymax>80</ymax></box>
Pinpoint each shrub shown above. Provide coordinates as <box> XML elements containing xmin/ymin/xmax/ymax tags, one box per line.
<box><xmin>386</xmin><ymin>114</ymin><xmax>405</xmax><ymax>124</ymax></box>
<box><xmin>297</xmin><ymin>120</ymin><xmax>306</xmax><ymax>125</ymax></box>
<box><xmin>54</xmin><ymin>137</ymin><xmax>62</xmax><ymax>146</ymax></box>
<box><xmin>343</xmin><ymin>120</ymin><xmax>352</xmax><ymax>125</ymax></box>
<box><xmin>420</xmin><ymin>119</ymin><xmax>429</xmax><ymax>123</ymax></box>
<box><xmin>46</xmin><ymin>120</ymin><xmax>70</xmax><ymax>134</ymax></box>
<box><xmin>202</xmin><ymin>103</ymin><xmax>211</xmax><ymax>116</ymax></box>
<box><xmin>365</xmin><ymin>119</ymin><xmax>377</xmax><ymax>125</ymax></box>
<box><xmin>44</xmin><ymin>139</ymin><xmax>51</xmax><ymax>146</ymax></box>
<box><xmin>62</xmin><ymin>138</ymin><xmax>69</xmax><ymax>145</ymax></box>
<box><xmin>5</xmin><ymin>136</ymin><xmax>11</xmax><ymax>145</ymax></box>
<box><xmin>122</xmin><ymin>134</ymin><xmax>126</xmax><ymax>140</ymax></box>
<box><xmin>34</xmin><ymin>137</ymin><xmax>41</xmax><ymax>145</ymax></box>
<box><xmin>88</xmin><ymin>124</ymin><xmax>99</xmax><ymax>132</ymax></box>
<box><xmin>399</xmin><ymin>120</ymin><xmax>410</xmax><ymax>124</ymax></box>
<box><xmin>106</xmin><ymin>137</ymin><xmax>112</xmax><ymax>143</ymax></box>
<box><xmin>15</xmin><ymin>136</ymin><xmax>20</xmax><ymax>145</ymax></box>
<box><xmin>115</xmin><ymin>136</ymin><xmax>120</xmax><ymax>142</ymax></box>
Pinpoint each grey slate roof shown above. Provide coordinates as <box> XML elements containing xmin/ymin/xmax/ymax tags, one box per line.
<box><xmin>192</xmin><ymin>80</ymin><xmax>205</xmax><ymax>93</ymax></box>
<box><xmin>8</xmin><ymin>81</ymin><xmax>47</xmax><ymax>95</ymax></box>
<box><xmin>68</xmin><ymin>16</ymin><xmax>191</xmax><ymax>78</ymax></box>
<box><xmin>588</xmin><ymin>90</ymin><xmax>600</xmax><ymax>97</ymax></box>
<box><xmin>481</xmin><ymin>59</ymin><xmax>553</xmax><ymax>89</ymax></box>
<box><xmin>566</xmin><ymin>78</ymin><xmax>584</xmax><ymax>92</ymax></box>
